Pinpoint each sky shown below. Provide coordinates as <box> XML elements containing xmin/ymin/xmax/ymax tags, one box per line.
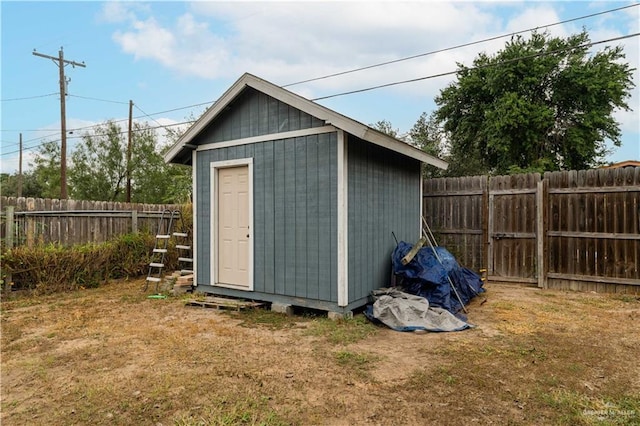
<box><xmin>1</xmin><ymin>1</ymin><xmax>639</xmax><ymax>175</ymax></box>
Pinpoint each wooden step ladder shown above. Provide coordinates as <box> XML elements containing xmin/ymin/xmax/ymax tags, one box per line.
<box><xmin>173</xmin><ymin>231</ymin><xmax>193</xmax><ymax>276</ymax></box>
<box><xmin>144</xmin><ymin>209</ymin><xmax>179</xmax><ymax>292</ymax></box>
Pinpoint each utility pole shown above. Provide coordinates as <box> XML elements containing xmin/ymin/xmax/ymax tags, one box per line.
<box><xmin>32</xmin><ymin>47</ymin><xmax>86</xmax><ymax>199</ymax></box>
<box><xmin>126</xmin><ymin>100</ymin><xmax>133</xmax><ymax>202</ymax></box>
<box><xmin>17</xmin><ymin>133</ymin><xmax>23</xmax><ymax>197</ymax></box>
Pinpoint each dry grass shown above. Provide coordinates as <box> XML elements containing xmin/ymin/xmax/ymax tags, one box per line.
<box><xmin>1</xmin><ymin>279</ymin><xmax>639</xmax><ymax>425</ymax></box>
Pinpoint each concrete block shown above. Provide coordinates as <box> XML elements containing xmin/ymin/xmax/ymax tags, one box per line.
<box><xmin>172</xmin><ymin>285</ymin><xmax>191</xmax><ymax>296</ymax></box>
<box><xmin>328</xmin><ymin>310</ymin><xmax>353</xmax><ymax>320</ymax></box>
<box><xmin>271</xmin><ymin>302</ymin><xmax>294</xmax><ymax>316</ymax></box>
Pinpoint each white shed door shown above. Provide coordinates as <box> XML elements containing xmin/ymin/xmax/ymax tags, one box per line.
<box><xmin>217</xmin><ymin>165</ymin><xmax>250</xmax><ymax>288</ymax></box>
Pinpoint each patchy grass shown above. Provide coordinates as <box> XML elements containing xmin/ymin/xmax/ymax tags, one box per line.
<box><xmin>230</xmin><ymin>307</ymin><xmax>306</xmax><ymax>330</ymax></box>
<box><xmin>1</xmin><ymin>280</ymin><xmax>639</xmax><ymax>425</ymax></box>
<box><xmin>160</xmin><ymin>395</ymin><xmax>288</xmax><ymax>426</ymax></box>
<box><xmin>333</xmin><ymin>350</ymin><xmax>379</xmax><ymax>372</ymax></box>
<box><xmin>540</xmin><ymin>390</ymin><xmax>640</xmax><ymax>425</ymax></box>
<box><xmin>612</xmin><ymin>294</ymin><xmax>640</xmax><ymax>303</ymax></box>
<box><xmin>304</xmin><ymin>314</ymin><xmax>379</xmax><ymax>345</ymax></box>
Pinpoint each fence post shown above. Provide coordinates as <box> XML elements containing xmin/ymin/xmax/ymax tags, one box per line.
<box><xmin>3</xmin><ymin>206</ymin><xmax>14</xmax><ymax>292</ymax></box>
<box><xmin>131</xmin><ymin>210</ymin><xmax>138</xmax><ymax>234</ymax></box>
<box><xmin>486</xmin><ymin>182</ymin><xmax>494</xmax><ymax>278</ymax></box>
<box><xmin>482</xmin><ymin>177</ymin><xmax>490</xmax><ymax>274</ymax></box>
<box><xmin>536</xmin><ymin>178</ymin><xmax>548</xmax><ymax>288</ymax></box>
<box><xmin>5</xmin><ymin>206</ymin><xmax>14</xmax><ymax>250</ymax></box>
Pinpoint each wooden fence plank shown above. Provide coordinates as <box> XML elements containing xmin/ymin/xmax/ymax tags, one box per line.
<box><xmin>1</xmin><ymin>196</ymin><xmax>181</xmax><ymax>247</ymax></box>
<box><xmin>423</xmin><ymin>168</ymin><xmax>639</xmax><ymax>293</ymax></box>
<box><xmin>422</xmin><ymin>175</ymin><xmax>486</xmax><ymax>271</ymax></box>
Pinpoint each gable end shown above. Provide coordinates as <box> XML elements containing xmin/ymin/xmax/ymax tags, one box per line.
<box><xmin>192</xmin><ymin>87</ymin><xmax>326</xmax><ymax>146</ymax></box>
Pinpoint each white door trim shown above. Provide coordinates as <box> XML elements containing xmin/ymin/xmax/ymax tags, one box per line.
<box><xmin>210</xmin><ymin>158</ymin><xmax>254</xmax><ymax>291</ymax></box>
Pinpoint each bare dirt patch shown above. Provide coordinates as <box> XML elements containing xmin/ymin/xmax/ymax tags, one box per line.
<box><xmin>2</xmin><ymin>279</ymin><xmax>639</xmax><ymax>425</ymax></box>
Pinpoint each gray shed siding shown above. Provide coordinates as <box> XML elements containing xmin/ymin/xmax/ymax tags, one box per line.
<box><xmin>192</xmin><ymin>87</ymin><xmax>326</xmax><ymax>145</ymax></box>
<box><xmin>196</xmin><ymin>132</ymin><xmax>338</xmax><ymax>302</ymax></box>
<box><xmin>346</xmin><ymin>135</ymin><xmax>422</xmax><ymax>303</ymax></box>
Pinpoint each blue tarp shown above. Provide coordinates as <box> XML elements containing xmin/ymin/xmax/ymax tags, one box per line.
<box><xmin>391</xmin><ymin>241</ymin><xmax>485</xmax><ymax>315</ymax></box>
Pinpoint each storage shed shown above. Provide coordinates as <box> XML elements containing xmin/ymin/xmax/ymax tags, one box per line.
<box><xmin>165</xmin><ymin>73</ymin><xmax>448</xmax><ymax>315</ymax></box>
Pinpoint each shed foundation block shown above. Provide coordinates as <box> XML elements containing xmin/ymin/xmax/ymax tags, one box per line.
<box><xmin>271</xmin><ymin>302</ymin><xmax>294</xmax><ymax>316</ymax></box>
<box><xmin>328</xmin><ymin>311</ymin><xmax>353</xmax><ymax>320</ymax></box>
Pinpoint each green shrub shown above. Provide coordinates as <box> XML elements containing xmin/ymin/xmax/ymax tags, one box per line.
<box><xmin>107</xmin><ymin>233</ymin><xmax>156</xmax><ymax>278</ymax></box>
<box><xmin>1</xmin><ymin>232</ymin><xmax>179</xmax><ymax>294</ymax></box>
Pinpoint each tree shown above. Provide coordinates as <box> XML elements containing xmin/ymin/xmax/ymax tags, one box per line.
<box><xmin>158</xmin><ymin>124</ymin><xmax>193</xmax><ymax>204</ymax></box>
<box><xmin>69</xmin><ymin>121</ymin><xmax>129</xmax><ymax>202</ymax></box>
<box><xmin>370</xmin><ymin>120</ymin><xmax>400</xmax><ymax>138</ymax></box>
<box><xmin>69</xmin><ymin>120</ymin><xmax>191</xmax><ymax>203</ymax></box>
<box><xmin>0</xmin><ymin>171</ymin><xmax>47</xmax><ymax>198</ymax></box>
<box><xmin>29</xmin><ymin>140</ymin><xmax>63</xmax><ymax>198</ymax></box>
<box><xmin>408</xmin><ymin>112</ymin><xmax>446</xmax><ymax>178</ymax></box>
<box><xmin>435</xmin><ymin>30</ymin><xmax>635</xmax><ymax>176</ymax></box>
<box><xmin>370</xmin><ymin>116</ymin><xmax>447</xmax><ymax>177</ymax></box>
<box><xmin>129</xmin><ymin>123</ymin><xmax>191</xmax><ymax>204</ymax></box>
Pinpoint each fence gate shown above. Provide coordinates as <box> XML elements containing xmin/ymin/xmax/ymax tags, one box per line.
<box><xmin>487</xmin><ymin>174</ymin><xmax>540</xmax><ymax>285</ymax></box>
<box><xmin>424</xmin><ymin>169</ymin><xmax>639</xmax><ymax>293</ymax></box>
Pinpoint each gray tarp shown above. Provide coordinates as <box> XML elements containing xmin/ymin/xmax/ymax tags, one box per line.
<box><xmin>370</xmin><ymin>288</ymin><xmax>472</xmax><ymax>332</ymax></box>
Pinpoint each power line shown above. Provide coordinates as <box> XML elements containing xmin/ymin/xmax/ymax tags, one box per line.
<box><xmin>1</xmin><ymin>128</ymin><xmax>60</xmax><ymax>132</ymax></box>
<box><xmin>10</xmin><ymin>4</ymin><xmax>632</xmax><ymax>139</ymax></box>
<box><xmin>1</xmin><ymin>106</ymin><xmax>200</xmax><ymax>152</ymax></box>
<box><xmin>0</xmin><ymin>120</ymin><xmax>196</xmax><ymax>157</ymax></box>
<box><xmin>1</xmin><ymin>92</ymin><xmax>59</xmax><ymax>102</ymax></box>
<box><xmin>311</xmin><ymin>32</ymin><xmax>640</xmax><ymax>101</ymax></box>
<box><xmin>5</xmin><ymin>31</ymin><xmax>636</xmax><ymax>156</ymax></box>
<box><xmin>6</xmin><ymin>131</ymin><xmax>61</xmax><ymax>145</ymax></box>
<box><xmin>66</xmin><ymin>100</ymin><xmax>210</xmax><ymax>131</ymax></box>
<box><xmin>134</xmin><ymin>103</ymin><xmax>171</xmax><ymax>130</ymax></box>
<box><xmin>3</xmin><ymin>4</ymin><xmax>633</xmax><ymax>107</ymax></box>
<box><xmin>283</xmin><ymin>3</ymin><xmax>639</xmax><ymax>88</ymax></box>
<box><xmin>3</xmin><ymin>104</ymin><xmax>198</xmax><ymax>138</ymax></box>
<box><xmin>136</xmin><ymin>101</ymin><xmax>213</xmax><ymax>117</ymax></box>
<box><xmin>5</xmin><ymin>5</ymin><xmax>637</xmax><ymax>157</ymax></box>
<box><xmin>2</xmin><ymin>99</ymin><xmax>213</xmax><ymax>150</ymax></box>
<box><xmin>67</xmin><ymin>94</ymin><xmax>129</xmax><ymax>105</ymax></box>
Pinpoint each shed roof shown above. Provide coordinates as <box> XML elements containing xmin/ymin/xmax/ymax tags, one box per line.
<box><xmin>164</xmin><ymin>73</ymin><xmax>448</xmax><ymax>169</ymax></box>
<box><xmin>601</xmin><ymin>160</ymin><xmax>640</xmax><ymax>169</ymax></box>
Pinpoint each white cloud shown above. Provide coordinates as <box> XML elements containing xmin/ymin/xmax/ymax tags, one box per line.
<box><xmin>110</xmin><ymin>2</ymin><xmax>632</xmax><ymax>98</ymax></box>
<box><xmin>98</xmin><ymin>2</ymin><xmax>150</xmax><ymax>24</ymax></box>
<box><xmin>113</xmin><ymin>18</ymin><xmax>176</xmax><ymax>66</ymax></box>
<box><xmin>111</xmin><ymin>10</ymin><xmax>231</xmax><ymax>79</ymax></box>
<box><xmin>107</xmin><ymin>1</ymin><xmax>503</xmax><ymax>93</ymax></box>
<box><xmin>103</xmin><ymin>1</ymin><xmax>639</xmax><ymax>141</ymax></box>
<box><xmin>99</xmin><ymin>2</ymin><xmax>134</xmax><ymax>23</ymax></box>
<box><xmin>503</xmin><ymin>5</ymin><xmax>565</xmax><ymax>37</ymax></box>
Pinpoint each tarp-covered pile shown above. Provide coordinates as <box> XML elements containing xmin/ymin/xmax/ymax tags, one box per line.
<box><xmin>365</xmin><ymin>241</ymin><xmax>485</xmax><ymax>332</ymax></box>
<box><xmin>391</xmin><ymin>241</ymin><xmax>485</xmax><ymax>314</ymax></box>
<box><xmin>366</xmin><ymin>288</ymin><xmax>472</xmax><ymax>332</ymax></box>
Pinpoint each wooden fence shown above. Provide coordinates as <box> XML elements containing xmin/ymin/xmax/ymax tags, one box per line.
<box><xmin>1</xmin><ymin>197</ymin><xmax>182</xmax><ymax>248</ymax></box>
<box><xmin>423</xmin><ymin>168</ymin><xmax>640</xmax><ymax>293</ymax></box>
<box><xmin>3</xmin><ymin>168</ymin><xmax>638</xmax><ymax>294</ymax></box>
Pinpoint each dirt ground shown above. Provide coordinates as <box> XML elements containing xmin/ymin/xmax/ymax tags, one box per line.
<box><xmin>1</xmin><ymin>278</ymin><xmax>639</xmax><ymax>425</ymax></box>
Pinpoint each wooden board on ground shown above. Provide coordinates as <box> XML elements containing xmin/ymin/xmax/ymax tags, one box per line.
<box><xmin>185</xmin><ymin>296</ymin><xmax>264</xmax><ymax>311</ymax></box>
